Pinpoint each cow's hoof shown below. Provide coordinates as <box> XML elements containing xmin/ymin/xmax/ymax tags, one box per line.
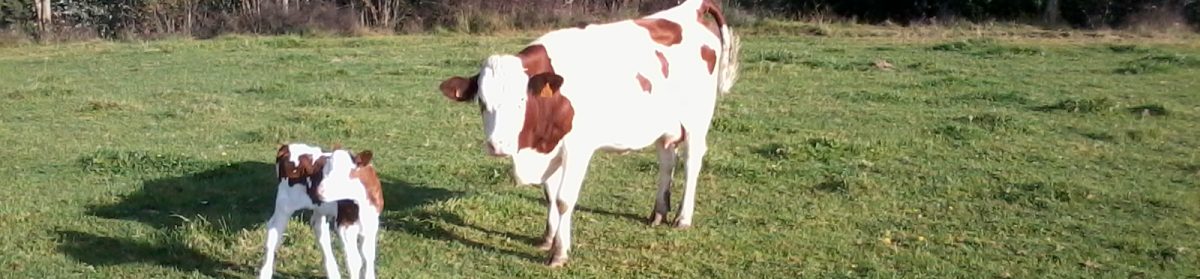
<box><xmin>673</xmin><ymin>220</ymin><xmax>692</xmax><ymax>230</ymax></box>
<box><xmin>647</xmin><ymin>212</ymin><xmax>667</xmax><ymax>226</ymax></box>
<box><xmin>546</xmin><ymin>256</ymin><xmax>569</xmax><ymax>267</ymax></box>
<box><xmin>535</xmin><ymin>240</ymin><xmax>554</xmax><ymax>251</ymax></box>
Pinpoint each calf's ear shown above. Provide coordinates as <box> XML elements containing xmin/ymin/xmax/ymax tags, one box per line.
<box><xmin>297</xmin><ymin>154</ymin><xmax>315</xmax><ymax>177</ymax></box>
<box><xmin>312</xmin><ymin>156</ymin><xmax>328</xmax><ymax>175</ymax></box>
<box><xmin>439</xmin><ymin>75</ymin><xmax>479</xmax><ymax>102</ymax></box>
<box><xmin>354</xmin><ymin>150</ymin><xmax>373</xmax><ymax>167</ymax></box>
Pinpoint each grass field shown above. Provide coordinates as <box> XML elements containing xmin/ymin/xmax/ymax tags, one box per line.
<box><xmin>1</xmin><ymin>26</ymin><xmax>1199</xmax><ymax>278</ymax></box>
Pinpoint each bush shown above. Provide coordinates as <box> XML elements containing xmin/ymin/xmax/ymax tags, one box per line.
<box><xmin>192</xmin><ymin>2</ymin><xmax>361</xmax><ymax>38</ymax></box>
<box><xmin>1</xmin><ymin>0</ymin><xmax>1197</xmax><ymax>39</ymax></box>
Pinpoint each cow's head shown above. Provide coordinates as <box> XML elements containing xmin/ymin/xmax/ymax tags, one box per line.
<box><xmin>440</xmin><ymin>47</ymin><xmax>574</xmax><ymax>185</ymax></box>
<box><xmin>439</xmin><ymin>52</ymin><xmax>574</xmax><ymax>154</ymax></box>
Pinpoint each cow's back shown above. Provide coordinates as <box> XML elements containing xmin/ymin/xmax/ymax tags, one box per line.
<box><xmin>530</xmin><ymin>21</ymin><xmax>719</xmax><ymax>147</ymax></box>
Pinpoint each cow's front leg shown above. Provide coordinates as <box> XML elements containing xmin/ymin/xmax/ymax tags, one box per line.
<box><xmin>537</xmin><ymin>161</ymin><xmax>566</xmax><ymax>250</ymax></box>
<box><xmin>537</xmin><ymin>182</ymin><xmax>558</xmax><ymax>251</ymax></box>
<box><xmin>547</xmin><ymin>148</ymin><xmax>595</xmax><ymax>267</ymax></box>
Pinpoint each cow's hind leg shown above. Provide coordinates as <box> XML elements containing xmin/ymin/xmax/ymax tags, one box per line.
<box><xmin>675</xmin><ymin>101</ymin><xmax>715</xmax><ymax>229</ymax></box>
<box><xmin>675</xmin><ymin>130</ymin><xmax>708</xmax><ymax>229</ymax></box>
<box><xmin>649</xmin><ymin>142</ymin><xmax>677</xmax><ymax>226</ymax></box>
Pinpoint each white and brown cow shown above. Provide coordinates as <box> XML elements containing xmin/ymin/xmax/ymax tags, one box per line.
<box><xmin>437</xmin><ymin>0</ymin><xmax>739</xmax><ymax>267</ymax></box>
<box><xmin>259</xmin><ymin>143</ymin><xmax>383</xmax><ymax>279</ymax></box>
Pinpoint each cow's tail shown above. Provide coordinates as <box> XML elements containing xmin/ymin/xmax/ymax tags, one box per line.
<box><xmin>699</xmin><ymin>0</ymin><xmax>739</xmax><ymax>95</ymax></box>
<box><xmin>718</xmin><ymin>24</ymin><xmax>740</xmax><ymax>95</ymax></box>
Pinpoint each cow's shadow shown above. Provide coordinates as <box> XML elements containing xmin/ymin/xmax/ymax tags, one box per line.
<box><xmin>63</xmin><ymin>161</ymin><xmax>462</xmax><ymax>277</ymax></box>
<box><xmin>378</xmin><ymin>191</ymin><xmax>651</xmax><ymax>264</ymax></box>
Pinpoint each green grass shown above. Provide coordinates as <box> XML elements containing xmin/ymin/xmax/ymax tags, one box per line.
<box><xmin>1</xmin><ymin>30</ymin><xmax>1199</xmax><ymax>278</ymax></box>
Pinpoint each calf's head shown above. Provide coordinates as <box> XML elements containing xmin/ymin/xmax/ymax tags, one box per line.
<box><xmin>314</xmin><ymin>149</ymin><xmax>373</xmax><ymax>203</ymax></box>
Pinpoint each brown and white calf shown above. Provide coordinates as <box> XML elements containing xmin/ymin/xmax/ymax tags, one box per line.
<box><xmin>437</xmin><ymin>0</ymin><xmax>739</xmax><ymax>267</ymax></box>
<box><xmin>259</xmin><ymin>143</ymin><xmax>383</xmax><ymax>279</ymax></box>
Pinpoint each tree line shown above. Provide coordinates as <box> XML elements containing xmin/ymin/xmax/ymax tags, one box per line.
<box><xmin>1</xmin><ymin>0</ymin><xmax>1196</xmax><ymax>39</ymax></box>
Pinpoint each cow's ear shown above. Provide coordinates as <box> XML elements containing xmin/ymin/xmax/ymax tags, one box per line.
<box><xmin>440</xmin><ymin>75</ymin><xmax>479</xmax><ymax>102</ymax></box>
<box><xmin>527</xmin><ymin>73</ymin><xmax>564</xmax><ymax>98</ymax></box>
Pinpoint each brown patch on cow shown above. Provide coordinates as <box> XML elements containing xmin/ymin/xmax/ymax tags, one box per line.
<box><xmin>517</xmin><ymin>44</ymin><xmax>554</xmax><ymax>77</ymax></box>
<box><xmin>574</xmin><ymin>21</ymin><xmax>589</xmax><ymax>29</ymax></box>
<box><xmin>696</xmin><ymin>0</ymin><xmax>727</xmax><ymax>44</ymax></box>
<box><xmin>349</xmin><ymin>150</ymin><xmax>384</xmax><ymax>213</ymax></box>
<box><xmin>636</xmin><ymin>74</ymin><xmax>652</xmax><ymax>93</ymax></box>
<box><xmin>634</xmin><ymin>19</ymin><xmax>683</xmax><ymax>46</ymax></box>
<box><xmin>655</xmin><ymin>51</ymin><xmax>669</xmax><ymax>78</ymax></box>
<box><xmin>335</xmin><ymin>200</ymin><xmax>360</xmax><ymax>227</ymax></box>
<box><xmin>700</xmin><ymin>45</ymin><xmax>717</xmax><ymax>74</ymax></box>
<box><xmin>439</xmin><ymin>75</ymin><xmax>479</xmax><ymax>102</ymax></box>
<box><xmin>518</xmin><ymin>73</ymin><xmax>574</xmax><ymax>154</ymax></box>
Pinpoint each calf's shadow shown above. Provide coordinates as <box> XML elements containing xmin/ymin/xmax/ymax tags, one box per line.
<box><xmin>61</xmin><ymin>161</ymin><xmax>460</xmax><ymax>277</ymax></box>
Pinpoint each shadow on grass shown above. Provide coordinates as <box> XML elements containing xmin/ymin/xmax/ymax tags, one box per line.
<box><xmin>516</xmin><ymin>194</ymin><xmax>646</xmax><ymax>224</ymax></box>
<box><xmin>380</xmin><ymin>189</ymin><xmax>650</xmax><ymax>265</ymax></box>
<box><xmin>70</xmin><ymin>160</ymin><xmax>462</xmax><ymax>276</ymax></box>
<box><xmin>383</xmin><ymin>210</ymin><xmax>546</xmax><ymax>263</ymax></box>
<box><xmin>85</xmin><ymin>161</ymin><xmax>278</xmax><ymax>233</ymax></box>
<box><xmin>54</xmin><ymin>230</ymin><xmax>264</xmax><ymax>278</ymax></box>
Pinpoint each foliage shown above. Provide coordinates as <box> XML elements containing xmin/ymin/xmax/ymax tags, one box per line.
<box><xmin>0</xmin><ymin>0</ymin><xmax>32</xmax><ymax>28</ymax></box>
<box><xmin>0</xmin><ymin>0</ymin><xmax>1198</xmax><ymax>39</ymax></box>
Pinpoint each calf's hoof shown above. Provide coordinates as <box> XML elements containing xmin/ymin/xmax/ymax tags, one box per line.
<box><xmin>673</xmin><ymin>219</ymin><xmax>692</xmax><ymax>230</ymax></box>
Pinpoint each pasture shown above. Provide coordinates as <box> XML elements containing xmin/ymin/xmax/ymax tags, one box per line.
<box><xmin>1</xmin><ymin>26</ymin><xmax>1198</xmax><ymax>278</ymax></box>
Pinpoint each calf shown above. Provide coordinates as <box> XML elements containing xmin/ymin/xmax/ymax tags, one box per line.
<box><xmin>313</xmin><ymin>149</ymin><xmax>384</xmax><ymax>279</ymax></box>
<box><xmin>258</xmin><ymin>144</ymin><xmax>382</xmax><ymax>279</ymax></box>
<box><xmin>437</xmin><ymin>0</ymin><xmax>739</xmax><ymax>267</ymax></box>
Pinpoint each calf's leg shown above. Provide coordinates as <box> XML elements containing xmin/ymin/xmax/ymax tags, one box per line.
<box><xmin>312</xmin><ymin>213</ymin><xmax>341</xmax><ymax>279</ymax></box>
<box><xmin>339</xmin><ymin>224</ymin><xmax>364</xmax><ymax>279</ymax></box>
<box><xmin>360</xmin><ymin>212</ymin><xmax>380</xmax><ymax>279</ymax></box>
<box><xmin>258</xmin><ymin>206</ymin><xmax>293</xmax><ymax>279</ymax></box>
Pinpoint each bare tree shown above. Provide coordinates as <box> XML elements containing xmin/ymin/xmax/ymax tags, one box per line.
<box><xmin>1043</xmin><ymin>0</ymin><xmax>1061</xmax><ymax>24</ymax></box>
<box><xmin>33</xmin><ymin>0</ymin><xmax>52</xmax><ymax>32</ymax></box>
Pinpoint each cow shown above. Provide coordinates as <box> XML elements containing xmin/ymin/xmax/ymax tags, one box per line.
<box><xmin>259</xmin><ymin>144</ymin><xmax>383</xmax><ymax>279</ymax></box>
<box><xmin>436</xmin><ymin>0</ymin><xmax>739</xmax><ymax>267</ymax></box>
